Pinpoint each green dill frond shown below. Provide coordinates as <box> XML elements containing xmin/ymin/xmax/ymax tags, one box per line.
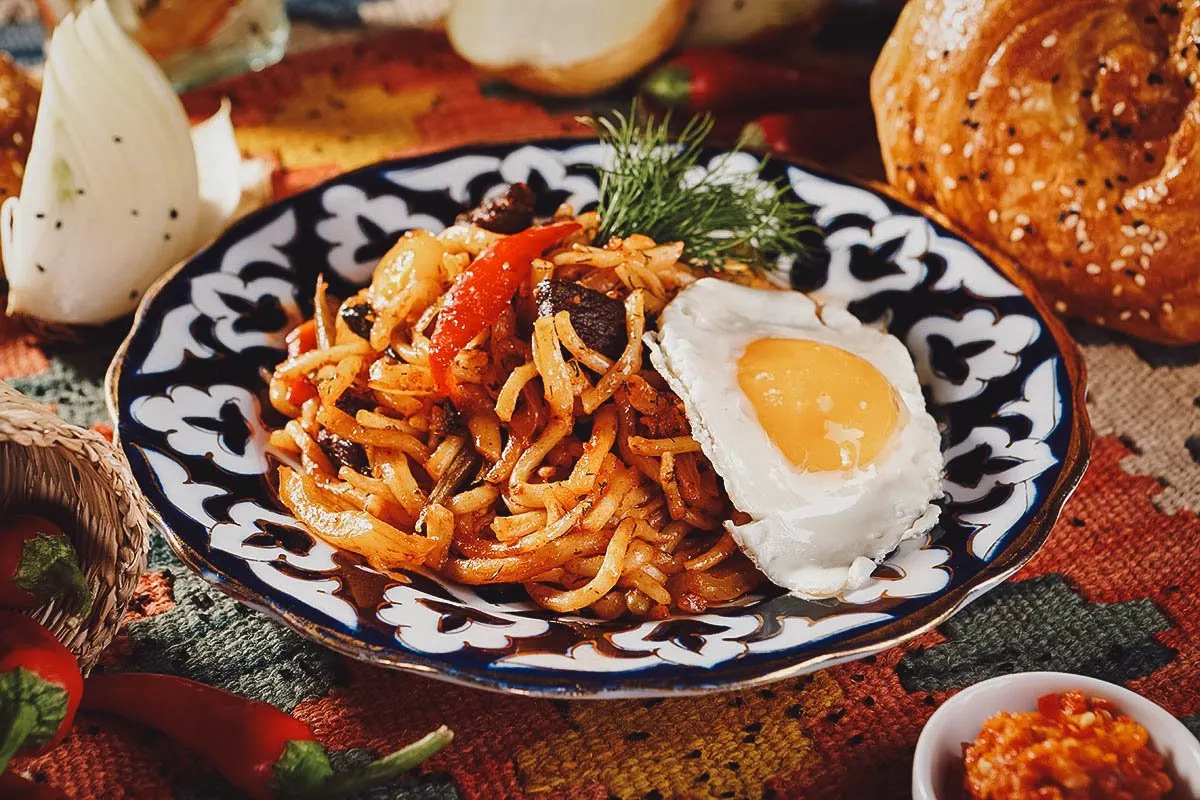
<box><xmin>580</xmin><ymin>102</ymin><xmax>821</xmax><ymax>273</ymax></box>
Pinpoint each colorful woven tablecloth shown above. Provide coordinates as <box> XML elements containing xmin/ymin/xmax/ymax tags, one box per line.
<box><xmin>2</xmin><ymin>23</ymin><xmax>1199</xmax><ymax>800</ymax></box>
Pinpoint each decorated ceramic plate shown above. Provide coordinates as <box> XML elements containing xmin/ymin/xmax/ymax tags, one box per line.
<box><xmin>107</xmin><ymin>140</ymin><xmax>1090</xmax><ymax>697</ymax></box>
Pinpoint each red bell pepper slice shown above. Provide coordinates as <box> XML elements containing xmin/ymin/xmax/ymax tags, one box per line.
<box><xmin>429</xmin><ymin>221</ymin><xmax>580</xmax><ymax>394</ymax></box>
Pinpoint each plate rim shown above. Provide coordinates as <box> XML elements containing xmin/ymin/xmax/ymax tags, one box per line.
<box><xmin>105</xmin><ymin>137</ymin><xmax>1093</xmax><ymax>698</ymax></box>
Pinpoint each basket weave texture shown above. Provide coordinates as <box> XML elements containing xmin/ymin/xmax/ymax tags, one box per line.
<box><xmin>0</xmin><ymin>381</ymin><xmax>150</xmax><ymax>672</ymax></box>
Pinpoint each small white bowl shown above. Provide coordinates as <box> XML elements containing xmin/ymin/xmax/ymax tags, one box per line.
<box><xmin>913</xmin><ymin>672</ymin><xmax>1200</xmax><ymax>800</ymax></box>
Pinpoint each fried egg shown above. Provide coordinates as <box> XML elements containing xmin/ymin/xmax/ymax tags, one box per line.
<box><xmin>646</xmin><ymin>278</ymin><xmax>943</xmax><ymax>598</ymax></box>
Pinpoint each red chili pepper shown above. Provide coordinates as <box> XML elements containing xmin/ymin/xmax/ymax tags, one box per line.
<box><xmin>285</xmin><ymin>320</ymin><xmax>318</xmax><ymax>359</ymax></box>
<box><xmin>429</xmin><ymin>221</ymin><xmax>580</xmax><ymax>394</ymax></box>
<box><xmin>82</xmin><ymin>674</ymin><xmax>452</xmax><ymax>800</ymax></box>
<box><xmin>0</xmin><ymin>613</ymin><xmax>83</xmax><ymax>774</ymax></box>
<box><xmin>641</xmin><ymin>49</ymin><xmax>865</xmax><ymax>114</ymax></box>
<box><xmin>0</xmin><ymin>516</ymin><xmax>92</xmax><ymax>617</ymax></box>
<box><xmin>0</xmin><ymin>771</ymin><xmax>70</xmax><ymax>800</ymax></box>
<box><xmin>740</xmin><ymin>108</ymin><xmax>876</xmax><ymax>163</ymax></box>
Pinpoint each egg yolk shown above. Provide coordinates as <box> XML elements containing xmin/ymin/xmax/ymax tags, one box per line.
<box><xmin>736</xmin><ymin>337</ymin><xmax>900</xmax><ymax>471</ymax></box>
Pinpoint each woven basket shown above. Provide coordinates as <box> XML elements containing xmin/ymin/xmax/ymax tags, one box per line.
<box><xmin>0</xmin><ymin>381</ymin><xmax>150</xmax><ymax>672</ymax></box>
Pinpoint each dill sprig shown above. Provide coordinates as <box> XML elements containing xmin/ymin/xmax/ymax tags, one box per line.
<box><xmin>582</xmin><ymin>103</ymin><xmax>820</xmax><ymax>272</ymax></box>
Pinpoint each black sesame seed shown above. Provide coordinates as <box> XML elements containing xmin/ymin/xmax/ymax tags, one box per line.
<box><xmin>35</xmin><ymin>263</ymin><xmax>44</xmax><ymax>272</ymax></box>
<box><xmin>1086</xmin><ymin>117</ymin><xmax>1101</xmax><ymax>133</ymax></box>
<box><xmin>77</xmin><ymin>189</ymin><xmax>84</xmax><ymax>195</ymax></box>
<box><xmin>1144</xmin><ymin>14</ymin><xmax>1158</xmax><ymax>24</ymax></box>
<box><xmin>978</xmin><ymin>170</ymin><xmax>990</xmax><ymax>180</ymax></box>
<box><xmin>55</xmin><ymin>220</ymin><xmax>62</xmax><ymax>229</ymax></box>
<box><xmin>35</xmin><ymin>212</ymin><xmax>44</xmax><ymax>219</ymax></box>
<box><xmin>1064</xmin><ymin>259</ymin><xmax>1074</xmax><ymax>267</ymax></box>
<box><xmin>1132</xmin><ymin>218</ymin><xmax>1145</xmax><ymax>226</ymax></box>
<box><xmin>1118</xmin><ymin>173</ymin><xmax>1129</xmax><ymax>183</ymax></box>
<box><xmin>1076</xmin><ymin>178</ymin><xmax>1087</xmax><ymax>186</ymax></box>
<box><xmin>1145</xmin><ymin>151</ymin><xmax>1156</xmax><ymax>163</ymax></box>
<box><xmin>1105</xmin><ymin>178</ymin><xmax>1115</xmax><ymax>190</ymax></box>
<box><xmin>1051</xmin><ymin>73</ymin><xmax>1061</xmax><ymax>83</ymax></box>
<box><xmin>131</xmin><ymin>209</ymin><xmax>139</xmax><ymax>216</ymax></box>
<box><xmin>1007</xmin><ymin>125</ymin><xmax>1017</xmax><ymax>137</ymax></box>
<box><xmin>113</xmin><ymin>135</ymin><xmax>123</xmax><ymax>143</ymax></box>
<box><xmin>1100</xmin><ymin>130</ymin><xmax>1111</xmax><ymax>141</ymax></box>
<box><xmin>917</xmin><ymin>162</ymin><xmax>928</xmax><ymax>173</ymax></box>
<box><xmin>1115</xmin><ymin>206</ymin><xmax>1125</xmax><ymax>214</ymax></box>
<box><xmin>1147</xmin><ymin>72</ymin><xmax>1165</xmax><ymax>85</ymax></box>
<box><xmin>1081</xmin><ymin>88</ymin><xmax>1093</xmax><ymax>98</ymax></box>
<box><xmin>1124</xmin><ymin>269</ymin><xmax>1138</xmax><ymax>278</ymax></box>
<box><xmin>1160</xmin><ymin>2</ymin><xmax>1178</xmax><ymax>15</ymax></box>
<box><xmin>169</xmin><ymin>208</ymin><xmax>179</xmax><ymax>219</ymax></box>
<box><xmin>848</xmin><ymin>733</ymin><xmax>865</xmax><ymax>746</ymax></box>
<box><xmin>967</xmin><ymin>97</ymin><xmax>977</xmax><ymax>109</ymax></box>
<box><xmin>129</xmin><ymin>289</ymin><xmax>138</xmax><ymax>299</ymax></box>
<box><xmin>164</xmin><ymin>233</ymin><xmax>172</xmax><ymax>241</ymax></box>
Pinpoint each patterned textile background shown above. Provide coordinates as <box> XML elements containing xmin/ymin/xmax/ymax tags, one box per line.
<box><xmin>1</xmin><ymin>16</ymin><xmax>1198</xmax><ymax>800</ymax></box>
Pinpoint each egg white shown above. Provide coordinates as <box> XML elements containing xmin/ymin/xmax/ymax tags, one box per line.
<box><xmin>646</xmin><ymin>278</ymin><xmax>944</xmax><ymax>598</ymax></box>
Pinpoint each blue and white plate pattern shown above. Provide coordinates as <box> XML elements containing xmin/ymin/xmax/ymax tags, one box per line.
<box><xmin>107</xmin><ymin>140</ymin><xmax>1090</xmax><ymax>697</ymax></box>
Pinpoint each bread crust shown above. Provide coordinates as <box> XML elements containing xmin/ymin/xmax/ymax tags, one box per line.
<box><xmin>872</xmin><ymin>0</ymin><xmax>1200</xmax><ymax>343</ymax></box>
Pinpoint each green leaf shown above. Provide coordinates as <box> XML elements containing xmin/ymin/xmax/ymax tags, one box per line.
<box><xmin>0</xmin><ymin>667</ymin><xmax>70</xmax><ymax>770</ymax></box>
<box><xmin>581</xmin><ymin>101</ymin><xmax>821</xmax><ymax>274</ymax></box>
<box><xmin>14</xmin><ymin>533</ymin><xmax>93</xmax><ymax>617</ymax></box>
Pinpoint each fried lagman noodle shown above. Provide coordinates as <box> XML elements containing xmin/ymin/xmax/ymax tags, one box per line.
<box><xmin>268</xmin><ymin>194</ymin><xmax>762</xmax><ymax>618</ymax></box>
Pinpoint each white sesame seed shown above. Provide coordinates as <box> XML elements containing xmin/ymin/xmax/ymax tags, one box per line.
<box><xmin>1059</xmin><ymin>186</ymin><xmax>1074</xmax><ymax>198</ymax></box>
<box><xmin>1054</xmin><ymin>300</ymin><xmax>1067</xmax><ymax>312</ymax></box>
<box><xmin>1007</xmin><ymin>143</ymin><xmax>1025</xmax><ymax>156</ymax></box>
<box><xmin>1112</xmin><ymin>285</ymin><xmax>1123</xmax><ymax>296</ymax></box>
<box><xmin>1137</xmin><ymin>224</ymin><xmax>1150</xmax><ymax>235</ymax></box>
<box><xmin>1141</xmin><ymin>242</ymin><xmax>1154</xmax><ymax>255</ymax></box>
<box><xmin>917</xmin><ymin>74</ymin><xmax>932</xmax><ymax>90</ymax></box>
<box><xmin>1139</xmin><ymin>309</ymin><xmax>1151</xmax><ymax>319</ymax></box>
<box><xmin>12</xmin><ymin>132</ymin><xmax>22</xmax><ymax>146</ymax></box>
<box><xmin>943</xmin><ymin>175</ymin><xmax>957</xmax><ymax>191</ymax></box>
<box><xmin>1096</xmin><ymin>316</ymin><xmax>1107</xmax><ymax>325</ymax></box>
<box><xmin>1119</xmin><ymin>310</ymin><xmax>1132</xmax><ymax>321</ymax></box>
<box><xmin>1140</xmin><ymin>255</ymin><xmax>1151</xmax><ymax>268</ymax></box>
<box><xmin>1085</xmin><ymin>263</ymin><xmax>1102</xmax><ymax>275</ymax></box>
<box><xmin>1153</xmin><ymin>239</ymin><xmax>1166</xmax><ymax>251</ymax></box>
<box><xmin>914</xmin><ymin>127</ymin><xmax>925</xmax><ymax>145</ymax></box>
<box><xmin>1008</xmin><ymin>86</ymin><xmax>1022</xmax><ymax>101</ymax></box>
<box><xmin>1010</xmin><ymin>227</ymin><xmax>1026</xmax><ymax>242</ymax></box>
<box><xmin>1134</xmin><ymin>273</ymin><xmax>1146</xmax><ymax>286</ymax></box>
<box><xmin>1042</xmin><ymin>34</ymin><xmax>1058</xmax><ymax>47</ymax></box>
<box><xmin>1032</xmin><ymin>179</ymin><xmax>1047</xmax><ymax>191</ymax></box>
<box><xmin>907</xmin><ymin>177</ymin><xmax>917</xmax><ymax>193</ymax></box>
<box><xmin>1110</xmin><ymin>259</ymin><xmax>1127</xmax><ymax>270</ymax></box>
<box><xmin>1079</xmin><ymin>241</ymin><xmax>1095</xmax><ymax>253</ymax></box>
<box><xmin>1120</xmin><ymin>245</ymin><xmax>1136</xmax><ymax>257</ymax></box>
<box><xmin>1097</xmin><ymin>198</ymin><xmax>1107</xmax><ymax>211</ymax></box>
<box><xmin>940</xmin><ymin>142</ymin><xmax>953</xmax><ymax>156</ymax></box>
<box><xmin>1121</xmin><ymin>225</ymin><xmax>1137</xmax><ymax>237</ymax></box>
<box><xmin>929</xmin><ymin>88</ymin><xmax>942</xmax><ymax>101</ymax></box>
<box><xmin>1112</xmin><ymin>101</ymin><xmax>1127</xmax><ymax>116</ymax></box>
<box><xmin>988</xmin><ymin>209</ymin><xmax>1000</xmax><ymax>223</ymax></box>
<box><xmin>963</xmin><ymin>142</ymin><xmax>976</xmax><ymax>158</ymax></box>
<box><xmin>983</xmin><ymin>74</ymin><xmax>1001</xmax><ymax>88</ymax></box>
<box><xmin>1004</xmin><ymin>159</ymin><xmax>1015</xmax><ymax>175</ymax></box>
<box><xmin>1015</xmin><ymin>213</ymin><xmax>1031</xmax><ymax>226</ymax></box>
<box><xmin>1162</xmin><ymin>301</ymin><xmax>1174</xmax><ymax>314</ymax></box>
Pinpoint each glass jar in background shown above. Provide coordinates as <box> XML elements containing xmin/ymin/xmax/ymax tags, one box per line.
<box><xmin>36</xmin><ymin>0</ymin><xmax>289</xmax><ymax>90</ymax></box>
